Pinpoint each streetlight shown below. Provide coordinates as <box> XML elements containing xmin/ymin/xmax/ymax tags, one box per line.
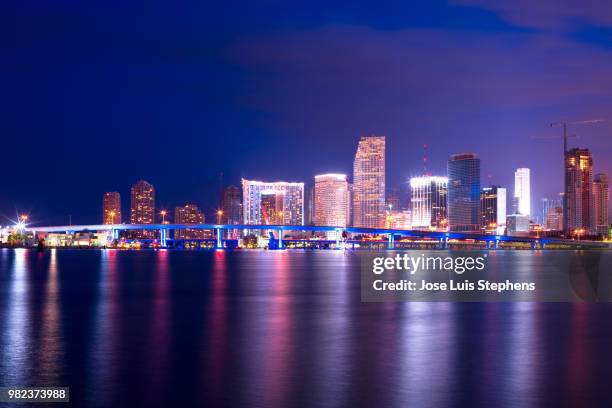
<box><xmin>19</xmin><ymin>215</ymin><xmax>28</xmax><ymax>223</ymax></box>
<box><xmin>160</xmin><ymin>210</ymin><xmax>167</xmax><ymax>224</ymax></box>
<box><xmin>216</xmin><ymin>210</ymin><xmax>223</xmax><ymax>224</ymax></box>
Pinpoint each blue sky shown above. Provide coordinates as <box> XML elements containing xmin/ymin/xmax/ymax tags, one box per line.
<box><xmin>2</xmin><ymin>0</ymin><xmax>612</xmax><ymax>224</ymax></box>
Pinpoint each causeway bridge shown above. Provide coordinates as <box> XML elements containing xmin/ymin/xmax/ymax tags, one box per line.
<box><xmin>25</xmin><ymin>224</ymin><xmax>611</xmax><ymax>250</ymax></box>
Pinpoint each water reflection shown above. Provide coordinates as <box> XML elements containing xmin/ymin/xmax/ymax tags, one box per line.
<box><xmin>89</xmin><ymin>250</ymin><xmax>121</xmax><ymax>406</ymax></box>
<box><xmin>37</xmin><ymin>249</ymin><xmax>63</xmax><ymax>385</ymax></box>
<box><xmin>145</xmin><ymin>250</ymin><xmax>172</xmax><ymax>404</ymax></box>
<box><xmin>1</xmin><ymin>249</ymin><xmax>31</xmax><ymax>385</ymax></box>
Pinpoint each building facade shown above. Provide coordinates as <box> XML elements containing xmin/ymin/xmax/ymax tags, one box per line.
<box><xmin>352</xmin><ymin>135</ymin><xmax>386</xmax><ymax>228</ymax></box>
<box><xmin>447</xmin><ymin>153</ymin><xmax>481</xmax><ymax>232</ymax></box>
<box><xmin>410</xmin><ymin>176</ymin><xmax>448</xmax><ymax>230</ymax></box>
<box><xmin>593</xmin><ymin>173</ymin><xmax>609</xmax><ymax>236</ymax></box>
<box><xmin>541</xmin><ymin>196</ymin><xmax>562</xmax><ymax>226</ymax></box>
<box><xmin>174</xmin><ymin>203</ymin><xmax>207</xmax><ymax>240</ymax></box>
<box><xmin>314</xmin><ymin>174</ymin><xmax>349</xmax><ymax>227</ymax></box>
<box><xmin>565</xmin><ymin>148</ymin><xmax>593</xmax><ymax>233</ymax></box>
<box><xmin>221</xmin><ymin>185</ymin><xmax>242</xmax><ymax>224</ymax></box>
<box><xmin>514</xmin><ymin>168</ymin><xmax>531</xmax><ymax>216</ymax></box>
<box><xmin>130</xmin><ymin>180</ymin><xmax>155</xmax><ymax>238</ymax></box>
<box><xmin>241</xmin><ymin>179</ymin><xmax>304</xmax><ymax>226</ymax></box>
<box><xmin>545</xmin><ymin>207</ymin><xmax>563</xmax><ymax>231</ymax></box>
<box><xmin>480</xmin><ymin>186</ymin><xmax>507</xmax><ymax>234</ymax></box>
<box><xmin>102</xmin><ymin>191</ymin><xmax>121</xmax><ymax>225</ymax></box>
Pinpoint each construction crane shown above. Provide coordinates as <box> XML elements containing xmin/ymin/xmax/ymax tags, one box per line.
<box><xmin>550</xmin><ymin>119</ymin><xmax>605</xmax><ymax>154</ymax></box>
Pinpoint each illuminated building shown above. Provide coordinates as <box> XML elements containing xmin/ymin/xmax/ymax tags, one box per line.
<box><xmin>593</xmin><ymin>173</ymin><xmax>609</xmax><ymax>236</ymax></box>
<box><xmin>480</xmin><ymin>186</ymin><xmax>506</xmax><ymax>234</ymax></box>
<box><xmin>410</xmin><ymin>176</ymin><xmax>448</xmax><ymax>229</ymax></box>
<box><xmin>514</xmin><ymin>168</ymin><xmax>531</xmax><ymax>216</ymax></box>
<box><xmin>541</xmin><ymin>196</ymin><xmax>562</xmax><ymax>226</ymax></box>
<box><xmin>387</xmin><ymin>210</ymin><xmax>412</xmax><ymax>229</ymax></box>
<box><xmin>242</xmin><ymin>179</ymin><xmax>304</xmax><ymax>225</ymax></box>
<box><xmin>506</xmin><ymin>214</ymin><xmax>530</xmax><ymax>236</ymax></box>
<box><xmin>130</xmin><ymin>180</ymin><xmax>155</xmax><ymax>238</ymax></box>
<box><xmin>386</xmin><ymin>187</ymin><xmax>401</xmax><ymax>211</ymax></box>
<box><xmin>447</xmin><ymin>153</ymin><xmax>481</xmax><ymax>232</ymax></box>
<box><xmin>306</xmin><ymin>185</ymin><xmax>315</xmax><ymax>225</ymax></box>
<box><xmin>174</xmin><ymin>203</ymin><xmax>207</xmax><ymax>240</ymax></box>
<box><xmin>221</xmin><ymin>185</ymin><xmax>242</xmax><ymax>224</ymax></box>
<box><xmin>565</xmin><ymin>148</ymin><xmax>593</xmax><ymax>233</ymax></box>
<box><xmin>102</xmin><ymin>191</ymin><xmax>121</xmax><ymax>224</ymax></box>
<box><xmin>352</xmin><ymin>135</ymin><xmax>386</xmax><ymax>228</ymax></box>
<box><xmin>314</xmin><ymin>174</ymin><xmax>349</xmax><ymax>227</ymax></box>
<box><xmin>545</xmin><ymin>207</ymin><xmax>563</xmax><ymax>231</ymax></box>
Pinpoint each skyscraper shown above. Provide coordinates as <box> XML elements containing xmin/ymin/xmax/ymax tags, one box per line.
<box><xmin>447</xmin><ymin>153</ymin><xmax>481</xmax><ymax>232</ymax></box>
<box><xmin>221</xmin><ymin>185</ymin><xmax>242</xmax><ymax>224</ymax></box>
<box><xmin>541</xmin><ymin>196</ymin><xmax>562</xmax><ymax>226</ymax></box>
<box><xmin>314</xmin><ymin>174</ymin><xmax>349</xmax><ymax>227</ymax></box>
<box><xmin>352</xmin><ymin>135</ymin><xmax>385</xmax><ymax>228</ymax></box>
<box><xmin>102</xmin><ymin>191</ymin><xmax>121</xmax><ymax>225</ymax></box>
<box><xmin>409</xmin><ymin>176</ymin><xmax>448</xmax><ymax>229</ymax></box>
<box><xmin>593</xmin><ymin>173</ymin><xmax>609</xmax><ymax>236</ymax></box>
<box><xmin>514</xmin><ymin>168</ymin><xmax>531</xmax><ymax>216</ymax></box>
<box><xmin>565</xmin><ymin>148</ymin><xmax>593</xmax><ymax>233</ymax></box>
<box><xmin>241</xmin><ymin>179</ymin><xmax>304</xmax><ymax>226</ymax></box>
<box><xmin>130</xmin><ymin>180</ymin><xmax>155</xmax><ymax>238</ymax></box>
<box><xmin>480</xmin><ymin>186</ymin><xmax>506</xmax><ymax>234</ymax></box>
<box><xmin>174</xmin><ymin>203</ymin><xmax>206</xmax><ymax>240</ymax></box>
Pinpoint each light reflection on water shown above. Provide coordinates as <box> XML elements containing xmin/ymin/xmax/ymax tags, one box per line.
<box><xmin>0</xmin><ymin>249</ymin><xmax>610</xmax><ymax>407</ymax></box>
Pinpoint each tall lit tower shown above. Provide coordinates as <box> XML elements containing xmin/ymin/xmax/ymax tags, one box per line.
<box><xmin>410</xmin><ymin>176</ymin><xmax>447</xmax><ymax>229</ymax></box>
<box><xmin>514</xmin><ymin>168</ymin><xmax>531</xmax><ymax>216</ymax></box>
<box><xmin>102</xmin><ymin>192</ymin><xmax>121</xmax><ymax>225</ymax></box>
<box><xmin>447</xmin><ymin>153</ymin><xmax>481</xmax><ymax>232</ymax></box>
<box><xmin>593</xmin><ymin>173</ymin><xmax>609</xmax><ymax>236</ymax></box>
<box><xmin>130</xmin><ymin>180</ymin><xmax>155</xmax><ymax>224</ymax></box>
<box><xmin>565</xmin><ymin>148</ymin><xmax>593</xmax><ymax>233</ymax></box>
<box><xmin>314</xmin><ymin>174</ymin><xmax>349</xmax><ymax>227</ymax></box>
<box><xmin>352</xmin><ymin>135</ymin><xmax>385</xmax><ymax>228</ymax></box>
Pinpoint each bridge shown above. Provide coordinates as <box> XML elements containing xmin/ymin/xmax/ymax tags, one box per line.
<box><xmin>24</xmin><ymin>223</ymin><xmax>612</xmax><ymax>250</ymax></box>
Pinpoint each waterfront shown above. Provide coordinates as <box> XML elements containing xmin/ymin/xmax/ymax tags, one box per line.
<box><xmin>1</xmin><ymin>248</ymin><xmax>612</xmax><ymax>407</ymax></box>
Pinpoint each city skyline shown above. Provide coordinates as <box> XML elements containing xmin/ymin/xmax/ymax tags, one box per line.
<box><xmin>4</xmin><ymin>1</ymin><xmax>612</xmax><ymax>226</ymax></box>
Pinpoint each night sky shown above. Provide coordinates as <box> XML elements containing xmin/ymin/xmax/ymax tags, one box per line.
<box><xmin>3</xmin><ymin>1</ymin><xmax>612</xmax><ymax>226</ymax></box>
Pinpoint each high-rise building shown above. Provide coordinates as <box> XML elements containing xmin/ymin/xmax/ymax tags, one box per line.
<box><xmin>565</xmin><ymin>148</ymin><xmax>593</xmax><ymax>233</ymax></box>
<box><xmin>480</xmin><ymin>186</ymin><xmax>506</xmax><ymax>234</ymax></box>
<box><xmin>410</xmin><ymin>176</ymin><xmax>448</xmax><ymax>229</ymax></box>
<box><xmin>306</xmin><ymin>185</ymin><xmax>315</xmax><ymax>225</ymax></box>
<box><xmin>242</xmin><ymin>179</ymin><xmax>304</xmax><ymax>225</ymax></box>
<box><xmin>221</xmin><ymin>185</ymin><xmax>242</xmax><ymax>224</ymax></box>
<box><xmin>506</xmin><ymin>214</ymin><xmax>530</xmax><ymax>236</ymax></box>
<box><xmin>386</xmin><ymin>187</ymin><xmax>401</xmax><ymax>212</ymax></box>
<box><xmin>545</xmin><ymin>207</ymin><xmax>563</xmax><ymax>231</ymax></box>
<box><xmin>102</xmin><ymin>191</ymin><xmax>121</xmax><ymax>225</ymax></box>
<box><xmin>514</xmin><ymin>168</ymin><xmax>531</xmax><ymax>216</ymax></box>
<box><xmin>314</xmin><ymin>174</ymin><xmax>349</xmax><ymax>227</ymax></box>
<box><xmin>352</xmin><ymin>135</ymin><xmax>386</xmax><ymax>228</ymax></box>
<box><xmin>447</xmin><ymin>153</ymin><xmax>481</xmax><ymax>232</ymax></box>
<box><xmin>130</xmin><ymin>180</ymin><xmax>155</xmax><ymax>238</ymax></box>
<box><xmin>541</xmin><ymin>196</ymin><xmax>562</xmax><ymax>226</ymax></box>
<box><xmin>593</xmin><ymin>173</ymin><xmax>609</xmax><ymax>236</ymax></box>
<box><xmin>174</xmin><ymin>203</ymin><xmax>206</xmax><ymax>240</ymax></box>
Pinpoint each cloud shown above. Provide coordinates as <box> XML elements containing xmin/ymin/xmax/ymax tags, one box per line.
<box><xmin>453</xmin><ymin>0</ymin><xmax>612</xmax><ymax>30</ymax></box>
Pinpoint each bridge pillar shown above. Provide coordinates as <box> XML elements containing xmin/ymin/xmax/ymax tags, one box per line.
<box><xmin>112</xmin><ymin>228</ymin><xmax>120</xmax><ymax>240</ymax></box>
<box><xmin>160</xmin><ymin>228</ymin><xmax>168</xmax><ymax>248</ymax></box>
<box><xmin>215</xmin><ymin>228</ymin><xmax>223</xmax><ymax>249</ymax></box>
<box><xmin>495</xmin><ymin>239</ymin><xmax>500</xmax><ymax>249</ymax></box>
<box><xmin>388</xmin><ymin>233</ymin><xmax>395</xmax><ymax>250</ymax></box>
<box><xmin>335</xmin><ymin>229</ymin><xmax>341</xmax><ymax>248</ymax></box>
<box><xmin>277</xmin><ymin>229</ymin><xmax>283</xmax><ymax>249</ymax></box>
<box><xmin>531</xmin><ymin>241</ymin><xmax>537</xmax><ymax>250</ymax></box>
